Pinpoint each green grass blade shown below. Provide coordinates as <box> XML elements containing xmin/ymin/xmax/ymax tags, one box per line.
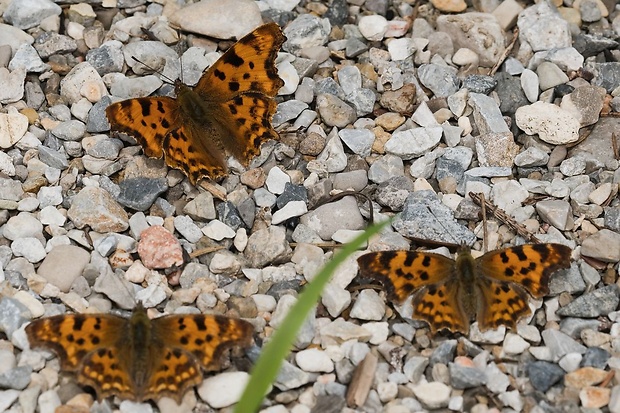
<box><xmin>234</xmin><ymin>220</ymin><xmax>390</xmax><ymax>413</ymax></box>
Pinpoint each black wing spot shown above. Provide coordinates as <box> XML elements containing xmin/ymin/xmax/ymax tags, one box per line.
<box><xmin>229</xmin><ymin>81</ymin><xmax>240</xmax><ymax>92</ymax></box>
<box><xmin>500</xmin><ymin>252</ymin><xmax>509</xmax><ymax>264</ymax></box>
<box><xmin>214</xmin><ymin>69</ymin><xmax>226</xmax><ymax>81</ymax></box>
<box><xmin>223</xmin><ymin>50</ymin><xmax>244</xmax><ymax>67</ymax></box>
<box><xmin>421</xmin><ymin>256</ymin><xmax>432</xmax><ymax>267</ymax></box>
<box><xmin>514</xmin><ymin>247</ymin><xmax>528</xmax><ymax>261</ymax></box>
<box><xmin>139</xmin><ymin>100</ymin><xmax>151</xmax><ymax>116</ymax></box>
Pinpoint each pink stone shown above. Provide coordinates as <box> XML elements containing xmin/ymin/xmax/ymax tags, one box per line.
<box><xmin>137</xmin><ymin>225</ymin><xmax>184</xmax><ymax>270</ymax></box>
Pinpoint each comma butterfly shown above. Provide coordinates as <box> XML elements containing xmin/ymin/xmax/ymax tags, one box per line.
<box><xmin>25</xmin><ymin>302</ymin><xmax>253</xmax><ymax>403</ymax></box>
<box><xmin>357</xmin><ymin>244</ymin><xmax>572</xmax><ymax>335</ymax></box>
<box><xmin>105</xmin><ymin>23</ymin><xmax>285</xmax><ymax>184</ymax></box>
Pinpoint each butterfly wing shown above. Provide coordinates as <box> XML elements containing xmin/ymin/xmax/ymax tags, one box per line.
<box><xmin>474</xmin><ymin>276</ymin><xmax>532</xmax><ymax>331</ymax></box>
<box><xmin>162</xmin><ymin>124</ymin><xmax>228</xmax><ymax>184</ymax></box>
<box><xmin>26</xmin><ymin>314</ymin><xmax>134</xmax><ymax>400</ymax></box>
<box><xmin>145</xmin><ymin>314</ymin><xmax>253</xmax><ymax>402</ymax></box>
<box><xmin>192</xmin><ymin>23</ymin><xmax>285</xmax><ymax>165</ymax></box>
<box><xmin>411</xmin><ymin>279</ymin><xmax>471</xmax><ymax>334</ymax></box>
<box><xmin>79</xmin><ymin>347</ymin><xmax>136</xmax><ymax>401</ymax></box>
<box><xmin>195</xmin><ymin>23</ymin><xmax>284</xmax><ymax>100</ymax></box>
<box><xmin>26</xmin><ymin>314</ymin><xmax>126</xmax><ymax>370</ymax></box>
<box><xmin>474</xmin><ymin>244</ymin><xmax>571</xmax><ymax>331</ymax></box>
<box><xmin>105</xmin><ymin>96</ymin><xmax>179</xmax><ymax>158</ymax></box>
<box><xmin>358</xmin><ymin>251</ymin><xmax>470</xmax><ymax>333</ymax></box>
<box><xmin>357</xmin><ymin>251</ymin><xmax>456</xmax><ymax>302</ymax></box>
<box><xmin>141</xmin><ymin>348</ymin><xmax>204</xmax><ymax>403</ymax></box>
<box><xmin>475</xmin><ymin>244</ymin><xmax>572</xmax><ymax>298</ymax></box>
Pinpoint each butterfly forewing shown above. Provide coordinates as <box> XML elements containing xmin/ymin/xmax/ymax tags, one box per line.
<box><xmin>151</xmin><ymin>314</ymin><xmax>254</xmax><ymax>370</ymax></box>
<box><xmin>26</xmin><ymin>314</ymin><xmax>127</xmax><ymax>371</ymax></box>
<box><xmin>196</xmin><ymin>22</ymin><xmax>285</xmax><ymax>99</ymax></box>
<box><xmin>475</xmin><ymin>244</ymin><xmax>572</xmax><ymax>298</ymax></box>
<box><xmin>357</xmin><ymin>250</ymin><xmax>456</xmax><ymax>302</ymax></box>
<box><xmin>106</xmin><ymin>96</ymin><xmax>179</xmax><ymax>158</ymax></box>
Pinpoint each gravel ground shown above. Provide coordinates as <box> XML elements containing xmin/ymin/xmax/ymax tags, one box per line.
<box><xmin>1</xmin><ymin>0</ymin><xmax>620</xmax><ymax>412</ymax></box>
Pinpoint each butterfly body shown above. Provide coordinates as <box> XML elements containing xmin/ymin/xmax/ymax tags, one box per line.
<box><xmin>26</xmin><ymin>303</ymin><xmax>253</xmax><ymax>402</ymax></box>
<box><xmin>106</xmin><ymin>23</ymin><xmax>285</xmax><ymax>184</ymax></box>
<box><xmin>358</xmin><ymin>243</ymin><xmax>572</xmax><ymax>334</ymax></box>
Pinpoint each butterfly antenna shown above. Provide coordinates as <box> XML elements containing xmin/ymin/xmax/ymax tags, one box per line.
<box><xmin>130</xmin><ymin>55</ymin><xmax>176</xmax><ymax>85</ymax></box>
<box><xmin>425</xmin><ymin>205</ymin><xmax>460</xmax><ymax>245</ymax></box>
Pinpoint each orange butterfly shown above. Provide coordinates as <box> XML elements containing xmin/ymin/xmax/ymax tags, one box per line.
<box><xmin>106</xmin><ymin>23</ymin><xmax>285</xmax><ymax>184</ymax></box>
<box><xmin>358</xmin><ymin>244</ymin><xmax>572</xmax><ymax>335</ymax></box>
<box><xmin>26</xmin><ymin>303</ymin><xmax>253</xmax><ymax>403</ymax></box>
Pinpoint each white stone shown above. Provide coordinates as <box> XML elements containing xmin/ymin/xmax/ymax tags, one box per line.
<box><xmin>387</xmin><ymin>37</ymin><xmax>416</xmax><ymax>61</ymax></box>
<box><xmin>198</xmin><ymin>371</ymin><xmax>250</xmax><ymax>408</ymax></box>
<box><xmin>413</xmin><ymin>382</ymin><xmax>450</xmax><ymax>409</ymax></box>
<box><xmin>321</xmin><ymin>284</ymin><xmax>351</xmax><ymax>317</ymax></box>
<box><xmin>202</xmin><ymin>219</ymin><xmax>235</xmax><ymax>241</ymax></box>
<box><xmin>515</xmin><ymin>102</ymin><xmax>580</xmax><ymax>144</ymax></box>
<box><xmin>265</xmin><ymin>166</ymin><xmax>291</xmax><ymax>194</ymax></box>
<box><xmin>358</xmin><ymin>15</ymin><xmax>388</xmax><ymax>41</ymax></box>
<box><xmin>377</xmin><ymin>381</ymin><xmax>398</xmax><ymax>402</ymax></box>
<box><xmin>12</xmin><ymin>237</ymin><xmax>46</xmax><ymax>263</ymax></box>
<box><xmin>385</xmin><ymin>126</ymin><xmax>443</xmax><ymax>160</ymax></box>
<box><xmin>558</xmin><ymin>353</ymin><xmax>583</xmax><ymax>372</ymax></box>
<box><xmin>295</xmin><ymin>348</ymin><xmax>334</xmax><ymax>373</ymax></box>
<box><xmin>490</xmin><ymin>180</ymin><xmax>529</xmax><ymax>215</ymax></box>
<box><xmin>252</xmin><ymin>294</ymin><xmax>277</xmax><ymax>312</ymax></box>
<box><xmin>38</xmin><ymin>205</ymin><xmax>66</xmax><ymax>226</ymax></box>
<box><xmin>0</xmin><ymin>106</ymin><xmax>28</xmax><ymax>148</ymax></box>
<box><xmin>349</xmin><ymin>289</ymin><xmax>385</xmax><ymax>321</ymax></box>
<box><xmin>272</xmin><ymin>201</ymin><xmax>308</xmax><ymax>225</ymax></box>
<box><xmin>362</xmin><ymin>321</ymin><xmax>389</xmax><ymax>345</ymax></box>
<box><xmin>588</xmin><ymin>183</ymin><xmax>612</xmax><ymax>205</ymax></box>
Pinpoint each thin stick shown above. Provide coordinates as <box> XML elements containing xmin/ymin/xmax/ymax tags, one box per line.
<box><xmin>489</xmin><ymin>27</ymin><xmax>519</xmax><ymax>76</ymax></box>
<box><xmin>612</xmin><ymin>132</ymin><xmax>619</xmax><ymax>160</ymax></box>
<box><xmin>189</xmin><ymin>245</ymin><xmax>226</xmax><ymax>258</ymax></box>
<box><xmin>199</xmin><ymin>180</ymin><xmax>227</xmax><ymax>201</ymax></box>
<box><xmin>480</xmin><ymin>192</ymin><xmax>488</xmax><ymax>253</ymax></box>
<box><xmin>469</xmin><ymin>192</ymin><xmax>541</xmax><ymax>243</ymax></box>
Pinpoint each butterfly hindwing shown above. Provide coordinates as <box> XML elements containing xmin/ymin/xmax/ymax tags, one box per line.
<box><xmin>162</xmin><ymin>124</ymin><xmax>227</xmax><ymax>184</ymax></box>
<box><xmin>474</xmin><ymin>276</ymin><xmax>532</xmax><ymax>331</ymax></box>
<box><xmin>79</xmin><ymin>346</ymin><xmax>135</xmax><ymax>401</ymax></box>
<box><xmin>475</xmin><ymin>244</ymin><xmax>571</xmax><ymax>297</ymax></box>
<box><xmin>143</xmin><ymin>348</ymin><xmax>203</xmax><ymax>404</ymax></box>
<box><xmin>412</xmin><ymin>279</ymin><xmax>470</xmax><ymax>334</ymax></box>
